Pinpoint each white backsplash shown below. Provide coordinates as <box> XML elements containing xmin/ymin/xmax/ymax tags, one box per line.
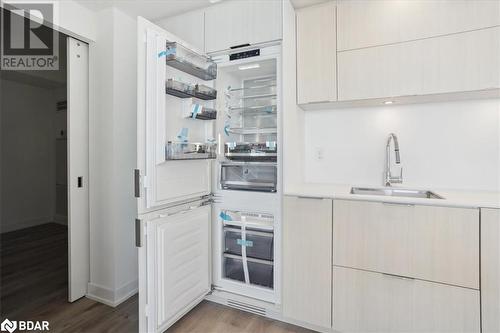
<box><xmin>304</xmin><ymin>98</ymin><xmax>500</xmax><ymax>192</ymax></box>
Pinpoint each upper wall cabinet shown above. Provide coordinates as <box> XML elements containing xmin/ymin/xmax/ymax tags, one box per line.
<box><xmin>338</xmin><ymin>26</ymin><xmax>500</xmax><ymax>101</ymax></box>
<box><xmin>156</xmin><ymin>10</ymin><xmax>205</xmax><ymax>53</ymax></box>
<box><xmin>204</xmin><ymin>0</ymin><xmax>283</xmax><ymax>53</ymax></box>
<box><xmin>296</xmin><ymin>2</ymin><xmax>336</xmax><ymax>105</ymax></box>
<box><xmin>337</xmin><ymin>0</ymin><xmax>500</xmax><ymax>51</ymax></box>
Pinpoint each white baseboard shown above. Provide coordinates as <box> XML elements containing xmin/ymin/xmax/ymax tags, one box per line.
<box><xmin>0</xmin><ymin>216</ymin><xmax>53</xmax><ymax>233</ymax></box>
<box><xmin>86</xmin><ymin>280</ymin><xmax>138</xmax><ymax>307</ymax></box>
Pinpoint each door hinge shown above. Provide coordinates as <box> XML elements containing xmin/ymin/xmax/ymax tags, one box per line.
<box><xmin>144</xmin><ymin>304</ymin><xmax>149</xmax><ymax>317</ymax></box>
<box><xmin>134</xmin><ymin>169</ymin><xmax>141</xmax><ymax>198</ymax></box>
<box><xmin>135</xmin><ymin>218</ymin><xmax>143</xmax><ymax>247</ymax></box>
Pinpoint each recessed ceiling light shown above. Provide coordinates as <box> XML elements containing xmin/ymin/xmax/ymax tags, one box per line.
<box><xmin>384</xmin><ymin>100</ymin><xmax>394</xmax><ymax>105</ymax></box>
<box><xmin>238</xmin><ymin>64</ymin><xmax>260</xmax><ymax>71</ymax></box>
<box><xmin>209</xmin><ymin>0</ymin><xmax>222</xmax><ymax>3</ymax></box>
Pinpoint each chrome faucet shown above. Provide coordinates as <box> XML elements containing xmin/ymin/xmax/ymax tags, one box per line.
<box><xmin>384</xmin><ymin>133</ymin><xmax>403</xmax><ymax>186</ymax></box>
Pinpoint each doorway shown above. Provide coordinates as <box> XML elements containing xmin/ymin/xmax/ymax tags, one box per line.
<box><xmin>0</xmin><ymin>8</ymin><xmax>89</xmax><ymax>319</ymax></box>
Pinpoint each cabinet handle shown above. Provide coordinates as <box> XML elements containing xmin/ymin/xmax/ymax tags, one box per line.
<box><xmin>230</xmin><ymin>43</ymin><xmax>250</xmax><ymax>49</ymax></box>
<box><xmin>297</xmin><ymin>195</ymin><xmax>325</xmax><ymax>200</ymax></box>
<box><xmin>135</xmin><ymin>219</ymin><xmax>143</xmax><ymax>247</ymax></box>
<box><xmin>134</xmin><ymin>169</ymin><xmax>141</xmax><ymax>198</ymax></box>
<box><xmin>382</xmin><ymin>272</ymin><xmax>415</xmax><ymax>281</ymax></box>
<box><xmin>382</xmin><ymin>202</ymin><xmax>415</xmax><ymax>207</ymax></box>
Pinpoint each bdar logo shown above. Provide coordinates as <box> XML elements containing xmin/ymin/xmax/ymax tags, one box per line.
<box><xmin>0</xmin><ymin>319</ymin><xmax>17</xmax><ymax>333</ymax></box>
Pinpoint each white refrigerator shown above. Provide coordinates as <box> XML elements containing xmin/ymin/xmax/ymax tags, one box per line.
<box><xmin>135</xmin><ymin>17</ymin><xmax>282</xmax><ymax>332</ymax></box>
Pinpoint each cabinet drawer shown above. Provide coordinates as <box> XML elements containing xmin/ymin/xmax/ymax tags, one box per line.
<box><xmin>333</xmin><ymin>266</ymin><xmax>480</xmax><ymax>333</ymax></box>
<box><xmin>333</xmin><ymin>200</ymin><xmax>479</xmax><ymax>289</ymax></box>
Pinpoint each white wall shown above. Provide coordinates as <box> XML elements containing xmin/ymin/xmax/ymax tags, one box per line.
<box><xmin>87</xmin><ymin>6</ymin><xmax>138</xmax><ymax>307</ymax></box>
<box><xmin>0</xmin><ymin>79</ymin><xmax>58</xmax><ymax>232</ymax></box>
<box><xmin>304</xmin><ymin>98</ymin><xmax>500</xmax><ymax>192</ymax></box>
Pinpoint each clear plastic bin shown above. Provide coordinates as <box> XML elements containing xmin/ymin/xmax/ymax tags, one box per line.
<box><xmin>248</xmin><ymin>260</ymin><xmax>273</xmax><ymax>289</ymax></box>
<box><xmin>165</xmin><ymin>41</ymin><xmax>217</xmax><ymax>80</ymax></box>
<box><xmin>224</xmin><ymin>256</ymin><xmax>245</xmax><ymax>283</ymax></box>
<box><xmin>165</xmin><ymin>142</ymin><xmax>216</xmax><ymax>160</ymax></box>
<box><xmin>220</xmin><ymin>162</ymin><xmax>277</xmax><ymax>192</ymax></box>
<box><xmin>224</xmin><ymin>228</ymin><xmax>274</xmax><ymax>261</ymax></box>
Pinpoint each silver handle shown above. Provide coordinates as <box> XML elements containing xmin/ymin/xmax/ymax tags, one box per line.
<box><xmin>382</xmin><ymin>272</ymin><xmax>415</xmax><ymax>281</ymax></box>
<box><xmin>297</xmin><ymin>196</ymin><xmax>325</xmax><ymax>200</ymax></box>
<box><xmin>382</xmin><ymin>202</ymin><xmax>415</xmax><ymax>207</ymax></box>
<box><xmin>135</xmin><ymin>219</ymin><xmax>143</xmax><ymax>247</ymax></box>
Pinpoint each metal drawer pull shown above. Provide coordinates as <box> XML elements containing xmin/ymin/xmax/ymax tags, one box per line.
<box><xmin>382</xmin><ymin>272</ymin><xmax>415</xmax><ymax>281</ymax></box>
<box><xmin>297</xmin><ymin>196</ymin><xmax>324</xmax><ymax>200</ymax></box>
<box><xmin>382</xmin><ymin>202</ymin><xmax>415</xmax><ymax>207</ymax></box>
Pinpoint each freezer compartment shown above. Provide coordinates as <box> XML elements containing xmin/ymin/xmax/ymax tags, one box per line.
<box><xmin>166</xmin><ymin>142</ymin><xmax>216</xmax><ymax>160</ymax></box>
<box><xmin>224</xmin><ymin>227</ymin><xmax>274</xmax><ymax>261</ymax></box>
<box><xmin>220</xmin><ymin>162</ymin><xmax>277</xmax><ymax>192</ymax></box>
<box><xmin>248</xmin><ymin>260</ymin><xmax>274</xmax><ymax>289</ymax></box>
<box><xmin>166</xmin><ymin>79</ymin><xmax>217</xmax><ymax>100</ymax></box>
<box><xmin>223</xmin><ymin>254</ymin><xmax>274</xmax><ymax>289</ymax></box>
<box><xmin>220</xmin><ymin>209</ymin><xmax>274</xmax><ymax>231</ymax></box>
<box><xmin>165</xmin><ymin>41</ymin><xmax>217</xmax><ymax>80</ymax></box>
<box><xmin>223</xmin><ymin>255</ymin><xmax>245</xmax><ymax>283</ymax></box>
<box><xmin>225</xmin><ymin>142</ymin><xmax>277</xmax><ymax>161</ymax></box>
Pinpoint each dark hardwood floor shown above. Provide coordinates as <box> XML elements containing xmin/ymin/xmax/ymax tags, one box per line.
<box><xmin>0</xmin><ymin>223</ymin><xmax>313</xmax><ymax>333</ymax></box>
<box><xmin>0</xmin><ymin>223</ymin><xmax>138</xmax><ymax>332</ymax></box>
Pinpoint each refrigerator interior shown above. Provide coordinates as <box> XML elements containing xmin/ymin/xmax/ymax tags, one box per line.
<box><xmin>215</xmin><ymin>58</ymin><xmax>278</xmax><ymax>192</ymax></box>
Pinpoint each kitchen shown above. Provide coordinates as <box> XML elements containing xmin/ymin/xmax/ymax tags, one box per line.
<box><xmin>0</xmin><ymin>0</ymin><xmax>499</xmax><ymax>333</ymax></box>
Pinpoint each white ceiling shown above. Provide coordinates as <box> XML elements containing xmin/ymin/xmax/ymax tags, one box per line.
<box><xmin>76</xmin><ymin>0</ymin><xmax>331</xmax><ymax>21</ymax></box>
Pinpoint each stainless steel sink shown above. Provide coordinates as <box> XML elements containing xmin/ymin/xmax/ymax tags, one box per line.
<box><xmin>350</xmin><ymin>187</ymin><xmax>444</xmax><ymax>199</ymax></box>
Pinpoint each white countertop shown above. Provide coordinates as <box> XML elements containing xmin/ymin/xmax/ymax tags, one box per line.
<box><xmin>285</xmin><ymin>183</ymin><xmax>500</xmax><ymax>209</ymax></box>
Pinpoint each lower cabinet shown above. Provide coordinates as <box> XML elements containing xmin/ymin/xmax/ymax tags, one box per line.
<box><xmin>333</xmin><ymin>266</ymin><xmax>480</xmax><ymax>333</ymax></box>
<box><xmin>481</xmin><ymin>208</ymin><xmax>500</xmax><ymax>333</ymax></box>
<box><xmin>282</xmin><ymin>196</ymin><xmax>332</xmax><ymax>328</ymax></box>
<box><xmin>333</xmin><ymin>200</ymin><xmax>479</xmax><ymax>289</ymax></box>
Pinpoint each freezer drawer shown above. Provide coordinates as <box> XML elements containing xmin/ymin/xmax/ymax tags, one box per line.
<box><xmin>248</xmin><ymin>260</ymin><xmax>274</xmax><ymax>289</ymax></box>
<box><xmin>224</xmin><ymin>256</ymin><xmax>245</xmax><ymax>283</ymax></box>
<box><xmin>224</xmin><ymin>227</ymin><xmax>274</xmax><ymax>261</ymax></box>
<box><xmin>220</xmin><ymin>162</ymin><xmax>277</xmax><ymax>192</ymax></box>
<box><xmin>223</xmin><ymin>254</ymin><xmax>274</xmax><ymax>289</ymax></box>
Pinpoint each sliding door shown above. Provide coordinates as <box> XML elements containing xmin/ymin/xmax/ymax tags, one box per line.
<box><xmin>67</xmin><ymin>37</ymin><xmax>89</xmax><ymax>302</ymax></box>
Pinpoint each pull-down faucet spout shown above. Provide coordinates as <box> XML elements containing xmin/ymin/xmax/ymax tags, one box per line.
<box><xmin>384</xmin><ymin>133</ymin><xmax>403</xmax><ymax>186</ymax></box>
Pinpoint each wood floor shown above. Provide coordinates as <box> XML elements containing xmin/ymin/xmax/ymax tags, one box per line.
<box><xmin>0</xmin><ymin>223</ymin><xmax>314</xmax><ymax>333</ymax></box>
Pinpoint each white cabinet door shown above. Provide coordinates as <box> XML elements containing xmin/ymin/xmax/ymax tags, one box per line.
<box><xmin>137</xmin><ymin>18</ymin><xmax>212</xmax><ymax>214</ymax></box>
<box><xmin>337</xmin><ymin>0</ymin><xmax>500</xmax><ymax>51</ymax></box>
<box><xmin>282</xmin><ymin>196</ymin><xmax>332</xmax><ymax>328</ymax></box>
<box><xmin>204</xmin><ymin>0</ymin><xmax>282</xmax><ymax>53</ymax></box>
<box><xmin>333</xmin><ymin>200</ymin><xmax>479</xmax><ymax>289</ymax></box>
<box><xmin>338</xmin><ymin>26</ymin><xmax>500</xmax><ymax>101</ymax></box>
<box><xmin>139</xmin><ymin>204</ymin><xmax>211</xmax><ymax>333</ymax></box>
<box><xmin>156</xmin><ymin>9</ymin><xmax>205</xmax><ymax>53</ymax></box>
<box><xmin>333</xmin><ymin>266</ymin><xmax>480</xmax><ymax>333</ymax></box>
<box><xmin>481</xmin><ymin>208</ymin><xmax>500</xmax><ymax>333</ymax></box>
<box><xmin>296</xmin><ymin>2</ymin><xmax>336</xmax><ymax>105</ymax></box>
